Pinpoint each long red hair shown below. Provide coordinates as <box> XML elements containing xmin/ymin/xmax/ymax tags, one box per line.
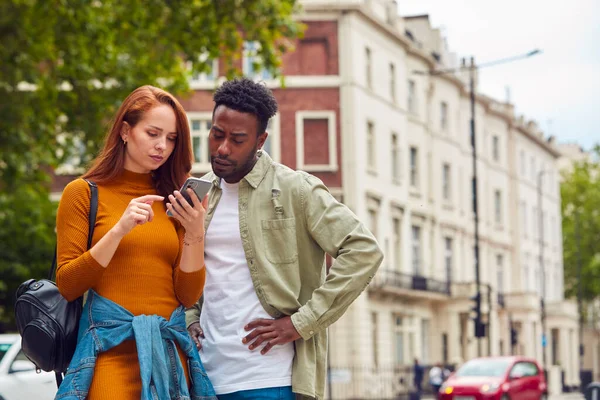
<box><xmin>82</xmin><ymin>85</ymin><xmax>192</xmax><ymax>199</ymax></box>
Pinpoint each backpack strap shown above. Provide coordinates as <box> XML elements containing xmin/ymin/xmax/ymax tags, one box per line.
<box><xmin>48</xmin><ymin>179</ymin><xmax>99</xmax><ymax>280</ymax></box>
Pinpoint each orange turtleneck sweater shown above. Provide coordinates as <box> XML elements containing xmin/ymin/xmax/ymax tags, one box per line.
<box><xmin>56</xmin><ymin>170</ymin><xmax>205</xmax><ymax>399</ymax></box>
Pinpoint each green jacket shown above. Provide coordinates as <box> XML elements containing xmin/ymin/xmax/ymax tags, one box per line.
<box><xmin>185</xmin><ymin>152</ymin><xmax>383</xmax><ymax>399</ymax></box>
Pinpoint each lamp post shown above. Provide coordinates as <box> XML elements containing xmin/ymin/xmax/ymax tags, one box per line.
<box><xmin>537</xmin><ymin>169</ymin><xmax>547</xmax><ymax>370</ymax></box>
<box><xmin>414</xmin><ymin>49</ymin><xmax>542</xmax><ymax>357</ymax></box>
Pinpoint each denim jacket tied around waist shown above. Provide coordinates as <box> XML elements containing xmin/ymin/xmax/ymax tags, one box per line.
<box><xmin>55</xmin><ymin>290</ymin><xmax>216</xmax><ymax>400</ymax></box>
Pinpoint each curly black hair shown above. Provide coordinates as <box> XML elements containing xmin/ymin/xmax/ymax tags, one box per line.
<box><xmin>213</xmin><ymin>78</ymin><xmax>278</xmax><ymax>135</ymax></box>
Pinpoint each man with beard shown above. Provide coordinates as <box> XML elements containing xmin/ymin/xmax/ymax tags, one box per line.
<box><xmin>186</xmin><ymin>78</ymin><xmax>383</xmax><ymax>400</ymax></box>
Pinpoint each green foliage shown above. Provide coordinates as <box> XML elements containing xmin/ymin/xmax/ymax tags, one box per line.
<box><xmin>0</xmin><ymin>0</ymin><xmax>303</xmax><ymax>330</ymax></box>
<box><xmin>561</xmin><ymin>145</ymin><xmax>600</xmax><ymax>309</ymax></box>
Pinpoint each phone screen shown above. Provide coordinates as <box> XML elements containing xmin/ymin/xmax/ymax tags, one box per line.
<box><xmin>167</xmin><ymin>178</ymin><xmax>211</xmax><ymax>217</ymax></box>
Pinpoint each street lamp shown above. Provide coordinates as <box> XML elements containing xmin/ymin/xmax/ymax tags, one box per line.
<box><xmin>414</xmin><ymin>49</ymin><xmax>542</xmax><ymax>357</ymax></box>
<box><xmin>537</xmin><ymin>169</ymin><xmax>548</xmax><ymax>370</ymax></box>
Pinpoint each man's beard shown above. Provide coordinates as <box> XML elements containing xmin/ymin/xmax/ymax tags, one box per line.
<box><xmin>211</xmin><ymin>144</ymin><xmax>258</xmax><ymax>181</ymax></box>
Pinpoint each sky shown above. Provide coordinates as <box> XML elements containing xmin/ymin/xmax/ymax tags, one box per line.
<box><xmin>399</xmin><ymin>0</ymin><xmax>600</xmax><ymax>150</ymax></box>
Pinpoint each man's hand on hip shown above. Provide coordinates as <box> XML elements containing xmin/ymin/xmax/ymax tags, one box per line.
<box><xmin>242</xmin><ymin>316</ymin><xmax>301</xmax><ymax>355</ymax></box>
<box><xmin>187</xmin><ymin>321</ymin><xmax>204</xmax><ymax>350</ymax></box>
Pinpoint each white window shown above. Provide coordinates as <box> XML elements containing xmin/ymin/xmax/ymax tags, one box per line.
<box><xmin>532</xmin><ymin>206</ymin><xmax>537</xmax><ymax>239</ymax></box>
<box><xmin>391</xmin><ymin>133</ymin><xmax>400</xmax><ymax>181</ymax></box>
<box><xmin>371</xmin><ymin>312</ymin><xmax>378</xmax><ymax>366</ymax></box>
<box><xmin>365</xmin><ymin>47</ymin><xmax>372</xmax><ymax>89</ymax></box>
<box><xmin>494</xmin><ymin>190</ymin><xmax>502</xmax><ymax>225</ymax></box>
<box><xmin>187</xmin><ymin>112</ymin><xmax>213</xmax><ymax>172</ymax></box>
<box><xmin>421</xmin><ymin>319</ymin><xmax>430</xmax><ymax>363</ymax></box>
<box><xmin>390</xmin><ymin>63</ymin><xmax>396</xmax><ymax>102</ymax></box>
<box><xmin>444</xmin><ymin>237</ymin><xmax>453</xmax><ymax>283</ymax></box>
<box><xmin>520</xmin><ymin>150</ymin><xmax>526</xmax><ymax>176</ymax></box>
<box><xmin>189</xmin><ymin>54</ymin><xmax>218</xmax><ymax>88</ymax></box>
<box><xmin>440</xmin><ymin>101</ymin><xmax>448</xmax><ymax>130</ymax></box>
<box><xmin>367</xmin><ymin>121</ymin><xmax>376</xmax><ymax>171</ymax></box>
<box><xmin>411</xmin><ymin>225</ymin><xmax>422</xmax><ymax>275</ymax></box>
<box><xmin>442</xmin><ymin>163</ymin><xmax>451</xmax><ymax>201</ymax></box>
<box><xmin>261</xmin><ymin>113</ymin><xmax>281</xmax><ymax>162</ymax></box>
<box><xmin>243</xmin><ymin>41</ymin><xmax>273</xmax><ymax>81</ymax></box>
<box><xmin>497</xmin><ymin>254</ymin><xmax>504</xmax><ymax>293</ymax></box>
<box><xmin>393</xmin><ymin>217</ymin><xmax>402</xmax><ymax>271</ymax></box>
<box><xmin>523</xmin><ymin>254</ymin><xmax>531</xmax><ymax>291</ymax></box>
<box><xmin>521</xmin><ymin>202</ymin><xmax>528</xmax><ymax>238</ymax></box>
<box><xmin>394</xmin><ymin>316</ymin><xmax>404</xmax><ymax>366</ymax></box>
<box><xmin>410</xmin><ymin>147</ymin><xmax>418</xmax><ymax>188</ymax></box>
<box><xmin>530</xmin><ymin>156</ymin><xmax>536</xmax><ymax>181</ymax></box>
<box><xmin>368</xmin><ymin>208</ymin><xmax>378</xmax><ymax>240</ymax></box>
<box><xmin>295</xmin><ymin>111</ymin><xmax>337</xmax><ymax>172</ymax></box>
<box><xmin>492</xmin><ymin>135</ymin><xmax>500</xmax><ymax>161</ymax></box>
<box><xmin>408</xmin><ymin>80</ymin><xmax>416</xmax><ymax>113</ymax></box>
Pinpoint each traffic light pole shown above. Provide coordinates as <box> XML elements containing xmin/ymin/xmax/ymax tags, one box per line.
<box><xmin>470</xmin><ymin>57</ymin><xmax>483</xmax><ymax>357</ymax></box>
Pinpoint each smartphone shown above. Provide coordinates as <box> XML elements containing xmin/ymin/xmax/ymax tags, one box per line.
<box><xmin>167</xmin><ymin>177</ymin><xmax>212</xmax><ymax>217</ymax></box>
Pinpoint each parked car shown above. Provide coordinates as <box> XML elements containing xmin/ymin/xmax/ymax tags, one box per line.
<box><xmin>0</xmin><ymin>334</ymin><xmax>57</xmax><ymax>400</ymax></box>
<box><xmin>439</xmin><ymin>356</ymin><xmax>547</xmax><ymax>400</ymax></box>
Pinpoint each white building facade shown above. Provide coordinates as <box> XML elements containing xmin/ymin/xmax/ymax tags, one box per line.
<box><xmin>297</xmin><ymin>1</ymin><xmax>580</xmax><ymax>398</ymax></box>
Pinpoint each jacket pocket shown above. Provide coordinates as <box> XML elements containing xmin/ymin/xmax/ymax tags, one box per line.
<box><xmin>261</xmin><ymin>218</ymin><xmax>298</xmax><ymax>264</ymax></box>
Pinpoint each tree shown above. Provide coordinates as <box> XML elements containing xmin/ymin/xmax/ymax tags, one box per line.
<box><xmin>0</xmin><ymin>0</ymin><xmax>303</xmax><ymax>330</ymax></box>
<box><xmin>561</xmin><ymin>145</ymin><xmax>600</xmax><ymax>319</ymax></box>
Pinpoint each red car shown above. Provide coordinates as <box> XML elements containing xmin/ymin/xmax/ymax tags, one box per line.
<box><xmin>439</xmin><ymin>356</ymin><xmax>547</xmax><ymax>400</ymax></box>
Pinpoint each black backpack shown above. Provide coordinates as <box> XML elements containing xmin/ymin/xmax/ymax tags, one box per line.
<box><xmin>14</xmin><ymin>179</ymin><xmax>98</xmax><ymax>386</ymax></box>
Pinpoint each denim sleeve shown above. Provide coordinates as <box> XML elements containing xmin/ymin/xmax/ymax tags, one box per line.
<box><xmin>290</xmin><ymin>174</ymin><xmax>384</xmax><ymax>340</ymax></box>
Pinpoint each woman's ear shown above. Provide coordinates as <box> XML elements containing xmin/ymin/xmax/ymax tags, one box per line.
<box><xmin>120</xmin><ymin>122</ymin><xmax>131</xmax><ymax>143</ymax></box>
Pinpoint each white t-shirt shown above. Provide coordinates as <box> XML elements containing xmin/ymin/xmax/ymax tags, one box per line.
<box><xmin>199</xmin><ymin>180</ymin><xmax>294</xmax><ymax>394</ymax></box>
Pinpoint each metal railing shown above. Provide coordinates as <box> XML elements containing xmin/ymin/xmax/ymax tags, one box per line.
<box><xmin>371</xmin><ymin>269</ymin><xmax>451</xmax><ymax>295</ymax></box>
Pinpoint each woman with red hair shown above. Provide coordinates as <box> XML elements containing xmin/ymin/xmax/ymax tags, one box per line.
<box><xmin>54</xmin><ymin>86</ymin><xmax>215</xmax><ymax>399</ymax></box>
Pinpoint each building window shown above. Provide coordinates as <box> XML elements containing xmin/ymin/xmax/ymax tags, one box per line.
<box><xmin>371</xmin><ymin>312</ymin><xmax>378</xmax><ymax>366</ymax></box>
<box><xmin>394</xmin><ymin>315</ymin><xmax>404</xmax><ymax>366</ymax></box>
<box><xmin>391</xmin><ymin>133</ymin><xmax>400</xmax><ymax>181</ymax></box>
<box><xmin>530</xmin><ymin>156</ymin><xmax>536</xmax><ymax>181</ymax></box>
<box><xmin>408</xmin><ymin>80</ymin><xmax>416</xmax><ymax>114</ymax></box>
<box><xmin>390</xmin><ymin>63</ymin><xmax>396</xmax><ymax>103</ymax></box>
<box><xmin>368</xmin><ymin>208</ymin><xmax>378</xmax><ymax>240</ymax></box>
<box><xmin>188</xmin><ymin>112</ymin><xmax>213</xmax><ymax>172</ymax></box>
<box><xmin>410</xmin><ymin>147</ymin><xmax>418</xmax><ymax>188</ymax></box>
<box><xmin>442</xmin><ymin>163</ymin><xmax>451</xmax><ymax>201</ymax></box>
<box><xmin>492</xmin><ymin>135</ymin><xmax>500</xmax><ymax>161</ymax></box>
<box><xmin>532</xmin><ymin>206</ymin><xmax>537</xmax><ymax>239</ymax></box>
<box><xmin>295</xmin><ymin>111</ymin><xmax>337</xmax><ymax>172</ymax></box>
<box><xmin>440</xmin><ymin>101</ymin><xmax>448</xmax><ymax>131</ymax></box>
<box><xmin>521</xmin><ymin>202</ymin><xmax>527</xmax><ymax>238</ymax></box>
<box><xmin>411</xmin><ymin>225</ymin><xmax>422</xmax><ymax>275</ymax></box>
<box><xmin>260</xmin><ymin>113</ymin><xmax>281</xmax><ymax>162</ymax></box>
<box><xmin>421</xmin><ymin>319</ymin><xmax>430</xmax><ymax>363</ymax></box>
<box><xmin>444</xmin><ymin>237</ymin><xmax>453</xmax><ymax>284</ymax></box>
<box><xmin>520</xmin><ymin>150</ymin><xmax>526</xmax><ymax>176</ymax></box>
<box><xmin>243</xmin><ymin>41</ymin><xmax>273</xmax><ymax>81</ymax></box>
<box><xmin>393</xmin><ymin>217</ymin><xmax>402</xmax><ymax>271</ymax></box>
<box><xmin>442</xmin><ymin>333</ymin><xmax>448</xmax><ymax>364</ymax></box>
<box><xmin>189</xmin><ymin>55</ymin><xmax>218</xmax><ymax>86</ymax></box>
<box><xmin>365</xmin><ymin>47</ymin><xmax>372</xmax><ymax>90</ymax></box>
<box><xmin>367</xmin><ymin>121</ymin><xmax>376</xmax><ymax>171</ymax></box>
<box><xmin>494</xmin><ymin>190</ymin><xmax>502</xmax><ymax>225</ymax></box>
<box><xmin>497</xmin><ymin>254</ymin><xmax>504</xmax><ymax>294</ymax></box>
<box><xmin>523</xmin><ymin>254</ymin><xmax>530</xmax><ymax>291</ymax></box>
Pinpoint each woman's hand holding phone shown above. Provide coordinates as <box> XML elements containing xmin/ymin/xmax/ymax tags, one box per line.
<box><xmin>166</xmin><ymin>189</ymin><xmax>208</xmax><ymax>239</ymax></box>
<box><xmin>112</xmin><ymin>195</ymin><xmax>164</xmax><ymax>238</ymax></box>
